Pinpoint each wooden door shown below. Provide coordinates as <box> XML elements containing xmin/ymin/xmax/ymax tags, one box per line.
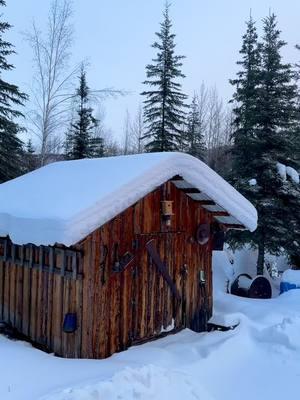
<box><xmin>130</xmin><ymin>232</ymin><xmax>187</xmax><ymax>344</ymax></box>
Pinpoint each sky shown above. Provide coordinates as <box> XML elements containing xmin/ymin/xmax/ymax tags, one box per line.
<box><xmin>3</xmin><ymin>0</ymin><xmax>300</xmax><ymax>146</ymax></box>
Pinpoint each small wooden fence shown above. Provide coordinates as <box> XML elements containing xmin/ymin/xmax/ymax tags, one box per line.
<box><xmin>0</xmin><ymin>237</ymin><xmax>83</xmax><ymax>357</ymax></box>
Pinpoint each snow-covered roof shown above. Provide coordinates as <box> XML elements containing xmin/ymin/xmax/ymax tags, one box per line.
<box><xmin>0</xmin><ymin>152</ymin><xmax>257</xmax><ymax>246</ymax></box>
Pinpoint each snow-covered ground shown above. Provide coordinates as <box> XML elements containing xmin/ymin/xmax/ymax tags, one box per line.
<box><xmin>0</xmin><ymin>251</ymin><xmax>299</xmax><ymax>400</ymax></box>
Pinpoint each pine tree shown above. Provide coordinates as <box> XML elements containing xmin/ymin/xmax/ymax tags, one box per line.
<box><xmin>23</xmin><ymin>139</ymin><xmax>37</xmax><ymax>173</ymax></box>
<box><xmin>65</xmin><ymin>67</ymin><xmax>98</xmax><ymax>160</ymax></box>
<box><xmin>89</xmin><ymin>136</ymin><xmax>104</xmax><ymax>158</ymax></box>
<box><xmin>0</xmin><ymin>0</ymin><xmax>27</xmax><ymax>183</ymax></box>
<box><xmin>229</xmin><ymin>14</ymin><xmax>300</xmax><ymax>273</ymax></box>
<box><xmin>278</xmin><ymin>170</ymin><xmax>300</xmax><ymax>268</ymax></box>
<box><xmin>228</xmin><ymin>16</ymin><xmax>262</xmax><ymax>266</ymax></box>
<box><xmin>185</xmin><ymin>94</ymin><xmax>206</xmax><ymax>159</ymax></box>
<box><xmin>141</xmin><ymin>3</ymin><xmax>187</xmax><ymax>152</ymax></box>
<box><xmin>229</xmin><ymin>16</ymin><xmax>261</xmax><ymax>180</ymax></box>
<box><xmin>255</xmin><ymin>14</ymin><xmax>299</xmax><ymax>271</ymax></box>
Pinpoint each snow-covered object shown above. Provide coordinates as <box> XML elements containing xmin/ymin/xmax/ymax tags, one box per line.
<box><xmin>0</xmin><ymin>152</ymin><xmax>257</xmax><ymax>246</ymax></box>
<box><xmin>276</xmin><ymin>162</ymin><xmax>300</xmax><ymax>184</ymax></box>
<box><xmin>286</xmin><ymin>166</ymin><xmax>300</xmax><ymax>184</ymax></box>
<box><xmin>280</xmin><ymin>269</ymin><xmax>300</xmax><ymax>294</ymax></box>
<box><xmin>281</xmin><ymin>269</ymin><xmax>300</xmax><ymax>286</ymax></box>
<box><xmin>276</xmin><ymin>162</ymin><xmax>287</xmax><ymax>181</ymax></box>
<box><xmin>249</xmin><ymin>178</ymin><xmax>257</xmax><ymax>186</ymax></box>
<box><xmin>160</xmin><ymin>318</ymin><xmax>175</xmax><ymax>333</ymax></box>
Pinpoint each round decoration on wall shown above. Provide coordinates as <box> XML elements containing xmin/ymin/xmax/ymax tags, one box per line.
<box><xmin>196</xmin><ymin>223</ymin><xmax>210</xmax><ymax>245</ymax></box>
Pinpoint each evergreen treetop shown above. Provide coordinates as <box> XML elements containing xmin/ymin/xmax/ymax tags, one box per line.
<box><xmin>257</xmin><ymin>14</ymin><xmax>299</xmax><ymax>162</ymax></box>
<box><xmin>141</xmin><ymin>3</ymin><xmax>188</xmax><ymax>152</ymax></box>
<box><xmin>185</xmin><ymin>94</ymin><xmax>206</xmax><ymax>160</ymax></box>
<box><xmin>65</xmin><ymin>67</ymin><xmax>100</xmax><ymax>160</ymax></box>
<box><xmin>229</xmin><ymin>15</ymin><xmax>261</xmax><ymax>179</ymax></box>
<box><xmin>23</xmin><ymin>138</ymin><xmax>37</xmax><ymax>173</ymax></box>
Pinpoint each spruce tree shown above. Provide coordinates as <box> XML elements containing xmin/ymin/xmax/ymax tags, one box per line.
<box><xmin>278</xmin><ymin>170</ymin><xmax>300</xmax><ymax>268</ymax></box>
<box><xmin>185</xmin><ymin>94</ymin><xmax>206</xmax><ymax>159</ymax></box>
<box><xmin>141</xmin><ymin>3</ymin><xmax>187</xmax><ymax>152</ymax></box>
<box><xmin>23</xmin><ymin>139</ymin><xmax>37</xmax><ymax>173</ymax></box>
<box><xmin>0</xmin><ymin>0</ymin><xmax>27</xmax><ymax>183</ymax></box>
<box><xmin>89</xmin><ymin>136</ymin><xmax>104</xmax><ymax>158</ymax></box>
<box><xmin>228</xmin><ymin>16</ymin><xmax>262</xmax><ymax>266</ymax></box>
<box><xmin>229</xmin><ymin>16</ymin><xmax>261</xmax><ymax>180</ymax></box>
<box><xmin>65</xmin><ymin>67</ymin><xmax>98</xmax><ymax>160</ymax></box>
<box><xmin>230</xmin><ymin>14</ymin><xmax>300</xmax><ymax>273</ymax></box>
<box><xmin>255</xmin><ymin>14</ymin><xmax>299</xmax><ymax>271</ymax></box>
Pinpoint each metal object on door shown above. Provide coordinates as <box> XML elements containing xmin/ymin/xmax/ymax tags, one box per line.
<box><xmin>146</xmin><ymin>239</ymin><xmax>181</xmax><ymax>301</ymax></box>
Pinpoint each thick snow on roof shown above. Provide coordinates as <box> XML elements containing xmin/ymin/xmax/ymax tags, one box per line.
<box><xmin>0</xmin><ymin>152</ymin><xmax>257</xmax><ymax>246</ymax></box>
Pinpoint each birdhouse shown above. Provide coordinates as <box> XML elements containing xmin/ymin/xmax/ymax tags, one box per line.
<box><xmin>161</xmin><ymin>200</ymin><xmax>173</xmax><ymax>216</ymax></box>
<box><xmin>161</xmin><ymin>200</ymin><xmax>174</xmax><ymax>226</ymax></box>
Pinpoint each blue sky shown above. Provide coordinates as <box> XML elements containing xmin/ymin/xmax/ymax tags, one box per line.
<box><xmin>4</xmin><ymin>0</ymin><xmax>300</xmax><ymax>144</ymax></box>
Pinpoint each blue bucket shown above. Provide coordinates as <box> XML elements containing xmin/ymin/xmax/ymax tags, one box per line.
<box><xmin>63</xmin><ymin>313</ymin><xmax>77</xmax><ymax>333</ymax></box>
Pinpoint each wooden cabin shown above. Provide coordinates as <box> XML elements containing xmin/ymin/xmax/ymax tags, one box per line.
<box><xmin>0</xmin><ymin>152</ymin><xmax>257</xmax><ymax>359</ymax></box>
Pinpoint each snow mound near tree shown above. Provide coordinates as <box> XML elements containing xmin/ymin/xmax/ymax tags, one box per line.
<box><xmin>212</xmin><ymin>248</ymin><xmax>288</xmax><ymax>298</ymax></box>
<box><xmin>249</xmin><ymin>178</ymin><xmax>257</xmax><ymax>186</ymax></box>
<box><xmin>0</xmin><ymin>152</ymin><xmax>257</xmax><ymax>246</ymax></box>
<box><xmin>286</xmin><ymin>166</ymin><xmax>300</xmax><ymax>184</ymax></box>
<box><xmin>282</xmin><ymin>269</ymin><xmax>300</xmax><ymax>285</ymax></box>
<box><xmin>276</xmin><ymin>162</ymin><xmax>299</xmax><ymax>184</ymax></box>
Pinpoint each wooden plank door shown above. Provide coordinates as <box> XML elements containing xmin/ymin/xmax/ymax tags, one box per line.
<box><xmin>130</xmin><ymin>232</ymin><xmax>186</xmax><ymax>344</ymax></box>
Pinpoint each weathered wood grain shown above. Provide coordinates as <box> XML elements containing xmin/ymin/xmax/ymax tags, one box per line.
<box><xmin>0</xmin><ymin>179</ymin><xmax>214</xmax><ymax>359</ymax></box>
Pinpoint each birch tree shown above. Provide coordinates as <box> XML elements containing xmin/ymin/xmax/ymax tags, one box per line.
<box><xmin>27</xmin><ymin>0</ymin><xmax>75</xmax><ymax>165</ymax></box>
<box><xmin>130</xmin><ymin>104</ymin><xmax>144</xmax><ymax>153</ymax></box>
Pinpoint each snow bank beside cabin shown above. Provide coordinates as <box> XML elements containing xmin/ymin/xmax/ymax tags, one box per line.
<box><xmin>282</xmin><ymin>269</ymin><xmax>300</xmax><ymax>286</ymax></box>
<box><xmin>0</xmin><ymin>253</ymin><xmax>299</xmax><ymax>400</ymax></box>
<box><xmin>0</xmin><ymin>152</ymin><xmax>257</xmax><ymax>246</ymax></box>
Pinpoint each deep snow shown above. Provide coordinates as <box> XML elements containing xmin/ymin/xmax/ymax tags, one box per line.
<box><xmin>282</xmin><ymin>268</ymin><xmax>300</xmax><ymax>285</ymax></box>
<box><xmin>0</xmin><ymin>152</ymin><xmax>257</xmax><ymax>246</ymax></box>
<box><xmin>0</xmin><ymin>251</ymin><xmax>299</xmax><ymax>400</ymax></box>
